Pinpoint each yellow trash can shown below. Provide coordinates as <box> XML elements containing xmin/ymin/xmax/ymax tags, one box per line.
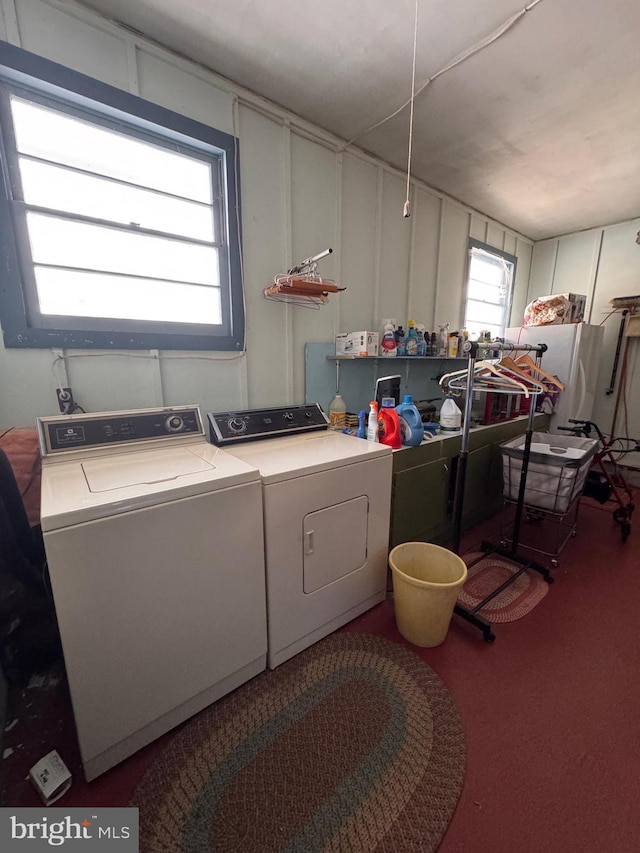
<box><xmin>389</xmin><ymin>542</ymin><xmax>468</xmax><ymax>647</ymax></box>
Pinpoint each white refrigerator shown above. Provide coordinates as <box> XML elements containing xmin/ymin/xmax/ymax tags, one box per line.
<box><xmin>504</xmin><ymin>323</ymin><xmax>604</xmax><ymax>432</ymax></box>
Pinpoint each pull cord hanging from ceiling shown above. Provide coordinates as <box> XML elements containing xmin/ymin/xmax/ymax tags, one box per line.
<box><xmin>340</xmin><ymin>0</ymin><xmax>546</xmax><ymax>218</ymax></box>
<box><xmin>403</xmin><ymin>0</ymin><xmax>419</xmax><ymax>218</ymax></box>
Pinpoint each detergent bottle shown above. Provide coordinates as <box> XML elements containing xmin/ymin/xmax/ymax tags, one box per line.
<box><xmin>405</xmin><ymin>320</ymin><xmax>418</xmax><ymax>356</ymax></box>
<box><xmin>395</xmin><ymin>325</ymin><xmax>406</xmax><ymax>356</ymax></box>
<box><xmin>380</xmin><ymin>323</ymin><xmax>397</xmax><ymax>357</ymax></box>
<box><xmin>416</xmin><ymin>324</ymin><xmax>427</xmax><ymax>357</ymax></box>
<box><xmin>366</xmin><ymin>401</ymin><xmax>379</xmax><ymax>442</ymax></box>
<box><xmin>396</xmin><ymin>394</ymin><xmax>424</xmax><ymax>446</ymax></box>
<box><xmin>378</xmin><ymin>398</ymin><xmax>402</xmax><ymax>449</ymax></box>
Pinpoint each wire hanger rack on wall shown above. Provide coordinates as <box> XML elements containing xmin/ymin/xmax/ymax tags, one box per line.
<box><xmin>263</xmin><ymin>248</ymin><xmax>345</xmax><ymax>308</ymax></box>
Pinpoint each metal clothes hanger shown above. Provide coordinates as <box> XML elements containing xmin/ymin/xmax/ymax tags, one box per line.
<box><xmin>440</xmin><ymin>361</ymin><xmax>533</xmax><ymax>396</ymax></box>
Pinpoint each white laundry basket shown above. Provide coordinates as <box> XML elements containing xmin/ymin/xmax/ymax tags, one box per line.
<box><xmin>501</xmin><ymin>432</ymin><xmax>599</xmax><ymax>514</ymax></box>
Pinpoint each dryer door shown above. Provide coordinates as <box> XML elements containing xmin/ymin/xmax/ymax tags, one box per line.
<box><xmin>303</xmin><ymin>496</ymin><xmax>368</xmax><ymax>592</ymax></box>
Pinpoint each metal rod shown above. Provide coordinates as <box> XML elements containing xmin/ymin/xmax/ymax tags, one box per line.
<box><xmin>509</xmin><ymin>393</ymin><xmax>538</xmax><ymax>554</ymax></box>
<box><xmin>483</xmin><ymin>340</ymin><xmax>547</xmax><ymax>354</ymax></box>
<box><xmin>610</xmin><ymin>335</ymin><xmax>631</xmax><ymax>436</ymax></box>
<box><xmin>451</xmin><ymin>340</ymin><xmax>478</xmax><ymax>554</ymax></box>
<box><xmin>288</xmin><ymin>247</ymin><xmax>332</xmax><ymax>275</ymax></box>
<box><xmin>606</xmin><ymin>311</ymin><xmax>628</xmax><ymax>395</ymax></box>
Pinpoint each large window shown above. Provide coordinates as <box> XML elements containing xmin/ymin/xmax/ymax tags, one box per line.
<box><xmin>463</xmin><ymin>239</ymin><xmax>516</xmax><ymax>340</ymax></box>
<box><xmin>0</xmin><ymin>42</ymin><xmax>244</xmax><ymax>351</ymax></box>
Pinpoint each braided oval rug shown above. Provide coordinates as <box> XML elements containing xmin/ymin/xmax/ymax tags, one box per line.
<box><xmin>130</xmin><ymin>633</ymin><xmax>466</xmax><ymax>853</ymax></box>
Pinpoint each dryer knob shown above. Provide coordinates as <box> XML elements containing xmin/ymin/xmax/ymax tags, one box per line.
<box><xmin>165</xmin><ymin>415</ymin><xmax>184</xmax><ymax>432</ymax></box>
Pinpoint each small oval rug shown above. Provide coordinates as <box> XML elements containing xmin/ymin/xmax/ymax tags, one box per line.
<box><xmin>458</xmin><ymin>551</ymin><xmax>549</xmax><ymax>622</ymax></box>
<box><xmin>130</xmin><ymin>633</ymin><xmax>465</xmax><ymax>852</ymax></box>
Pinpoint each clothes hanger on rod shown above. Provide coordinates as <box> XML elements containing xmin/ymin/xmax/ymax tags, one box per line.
<box><xmin>496</xmin><ymin>357</ymin><xmax>546</xmax><ymax>393</ymax></box>
<box><xmin>513</xmin><ymin>354</ymin><xmax>565</xmax><ymax>390</ymax></box>
<box><xmin>440</xmin><ymin>361</ymin><xmax>533</xmax><ymax>396</ymax></box>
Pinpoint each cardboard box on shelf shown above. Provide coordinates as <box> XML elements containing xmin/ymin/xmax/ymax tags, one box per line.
<box><xmin>335</xmin><ymin>333</ymin><xmax>350</xmax><ymax>355</ymax></box>
<box><xmin>335</xmin><ymin>331</ymin><xmax>379</xmax><ymax>356</ymax></box>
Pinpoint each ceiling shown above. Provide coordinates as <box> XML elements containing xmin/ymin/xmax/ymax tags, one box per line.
<box><xmin>78</xmin><ymin>0</ymin><xmax>640</xmax><ymax>241</ymax></box>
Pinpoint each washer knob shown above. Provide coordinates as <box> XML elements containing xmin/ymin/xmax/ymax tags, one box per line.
<box><xmin>165</xmin><ymin>415</ymin><xmax>184</xmax><ymax>432</ymax></box>
<box><xmin>228</xmin><ymin>418</ymin><xmax>247</xmax><ymax>434</ymax></box>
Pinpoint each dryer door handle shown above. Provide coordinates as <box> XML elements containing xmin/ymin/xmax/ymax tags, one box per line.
<box><xmin>304</xmin><ymin>529</ymin><xmax>315</xmax><ymax>555</ymax></box>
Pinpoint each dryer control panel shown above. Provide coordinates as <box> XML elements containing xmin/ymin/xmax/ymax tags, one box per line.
<box><xmin>208</xmin><ymin>403</ymin><xmax>328</xmax><ymax>445</ymax></box>
<box><xmin>38</xmin><ymin>406</ymin><xmax>203</xmax><ymax>456</ymax></box>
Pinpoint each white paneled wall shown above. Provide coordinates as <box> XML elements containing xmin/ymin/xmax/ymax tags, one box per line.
<box><xmin>0</xmin><ymin>0</ymin><xmax>534</xmax><ymax>429</ymax></box>
<box><xmin>528</xmin><ymin>218</ymin><xmax>640</xmax><ymax>464</ymax></box>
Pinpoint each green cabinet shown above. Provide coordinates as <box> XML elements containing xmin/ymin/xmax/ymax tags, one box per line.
<box><xmin>390</xmin><ymin>414</ymin><xmax>550</xmax><ymax>548</ymax></box>
<box><xmin>391</xmin><ymin>457</ymin><xmax>451</xmax><ymax>547</ymax></box>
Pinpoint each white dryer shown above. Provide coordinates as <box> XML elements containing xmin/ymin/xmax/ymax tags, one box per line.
<box><xmin>38</xmin><ymin>406</ymin><xmax>267</xmax><ymax>781</ymax></box>
<box><xmin>208</xmin><ymin>405</ymin><xmax>392</xmax><ymax>669</ymax></box>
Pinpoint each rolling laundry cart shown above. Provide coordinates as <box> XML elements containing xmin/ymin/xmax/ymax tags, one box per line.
<box><xmin>444</xmin><ymin>339</ymin><xmax>554</xmax><ymax>642</ymax></box>
<box><xmin>499</xmin><ymin>431</ymin><xmax>598</xmax><ymax>567</ymax></box>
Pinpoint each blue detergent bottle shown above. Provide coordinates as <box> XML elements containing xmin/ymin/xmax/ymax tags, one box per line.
<box><xmin>396</xmin><ymin>394</ymin><xmax>424</xmax><ymax>446</ymax></box>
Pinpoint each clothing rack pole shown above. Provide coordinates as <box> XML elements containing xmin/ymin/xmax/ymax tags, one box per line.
<box><xmin>449</xmin><ymin>339</ymin><xmax>553</xmax><ymax>642</ymax></box>
<box><xmin>451</xmin><ymin>340</ymin><xmax>478</xmax><ymax>554</ymax></box>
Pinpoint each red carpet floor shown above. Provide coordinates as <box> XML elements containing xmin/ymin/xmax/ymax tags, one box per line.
<box><xmin>3</xmin><ymin>500</ymin><xmax>640</xmax><ymax>851</ymax></box>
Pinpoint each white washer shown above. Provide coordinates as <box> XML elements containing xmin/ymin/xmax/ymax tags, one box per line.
<box><xmin>208</xmin><ymin>405</ymin><xmax>392</xmax><ymax>669</ymax></box>
<box><xmin>38</xmin><ymin>406</ymin><xmax>267</xmax><ymax>781</ymax></box>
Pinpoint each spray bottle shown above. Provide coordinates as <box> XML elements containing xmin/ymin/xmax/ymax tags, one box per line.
<box><xmin>438</xmin><ymin>323</ymin><xmax>450</xmax><ymax>357</ymax></box>
<box><xmin>380</xmin><ymin>323</ymin><xmax>397</xmax><ymax>357</ymax></box>
<box><xmin>367</xmin><ymin>401</ymin><xmax>379</xmax><ymax>442</ymax></box>
<box><xmin>405</xmin><ymin>320</ymin><xmax>418</xmax><ymax>356</ymax></box>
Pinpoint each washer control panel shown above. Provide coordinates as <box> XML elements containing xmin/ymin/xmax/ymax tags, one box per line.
<box><xmin>38</xmin><ymin>406</ymin><xmax>203</xmax><ymax>456</ymax></box>
<box><xmin>208</xmin><ymin>404</ymin><xmax>328</xmax><ymax>445</ymax></box>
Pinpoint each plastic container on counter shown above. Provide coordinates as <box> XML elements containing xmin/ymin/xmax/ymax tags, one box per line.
<box><xmin>396</xmin><ymin>395</ymin><xmax>424</xmax><ymax>446</ymax></box>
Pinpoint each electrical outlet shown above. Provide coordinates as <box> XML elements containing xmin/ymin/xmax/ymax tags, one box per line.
<box><xmin>56</xmin><ymin>387</ymin><xmax>75</xmax><ymax>414</ymax></box>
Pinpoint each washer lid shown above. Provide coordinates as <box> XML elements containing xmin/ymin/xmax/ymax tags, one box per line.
<box><xmin>41</xmin><ymin>442</ymin><xmax>260</xmax><ymax>531</ymax></box>
<box><xmin>225</xmin><ymin>431</ymin><xmax>392</xmax><ymax>484</ymax></box>
<box><xmin>82</xmin><ymin>447</ymin><xmax>213</xmax><ymax>492</ymax></box>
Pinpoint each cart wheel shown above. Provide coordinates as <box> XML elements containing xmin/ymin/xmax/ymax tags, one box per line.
<box><xmin>484</xmin><ymin>632</ymin><xmax>496</xmax><ymax>643</ymax></box>
<box><xmin>571</xmin><ymin>530</ymin><xmax>577</xmax><ymax>537</ymax></box>
<box><xmin>613</xmin><ymin>507</ymin><xmax>627</xmax><ymax>523</ymax></box>
<box><xmin>551</xmin><ymin>559</ymin><xmax>559</xmax><ymax>568</ymax></box>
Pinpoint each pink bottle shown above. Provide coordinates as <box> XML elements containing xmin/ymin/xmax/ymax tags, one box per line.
<box><xmin>378</xmin><ymin>397</ymin><xmax>402</xmax><ymax>449</ymax></box>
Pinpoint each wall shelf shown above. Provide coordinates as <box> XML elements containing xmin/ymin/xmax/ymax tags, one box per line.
<box><xmin>326</xmin><ymin>355</ymin><xmax>468</xmax><ymax>362</ymax></box>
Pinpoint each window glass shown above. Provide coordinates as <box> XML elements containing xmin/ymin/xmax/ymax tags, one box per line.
<box><xmin>0</xmin><ymin>55</ymin><xmax>243</xmax><ymax>352</ymax></box>
<box><xmin>35</xmin><ymin>268</ymin><xmax>222</xmax><ymax>324</ymax></box>
<box><xmin>464</xmin><ymin>241</ymin><xmax>516</xmax><ymax>339</ymax></box>
<box><xmin>19</xmin><ymin>159</ymin><xmax>215</xmax><ymax>242</ymax></box>
<box><xmin>11</xmin><ymin>97</ymin><xmax>212</xmax><ymax>202</ymax></box>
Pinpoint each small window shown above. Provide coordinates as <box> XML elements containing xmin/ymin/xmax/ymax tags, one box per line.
<box><xmin>463</xmin><ymin>239</ymin><xmax>516</xmax><ymax>340</ymax></box>
<box><xmin>0</xmin><ymin>43</ymin><xmax>244</xmax><ymax>351</ymax></box>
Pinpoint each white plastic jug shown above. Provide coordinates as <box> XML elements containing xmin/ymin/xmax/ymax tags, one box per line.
<box><xmin>439</xmin><ymin>395</ymin><xmax>462</xmax><ymax>432</ymax></box>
